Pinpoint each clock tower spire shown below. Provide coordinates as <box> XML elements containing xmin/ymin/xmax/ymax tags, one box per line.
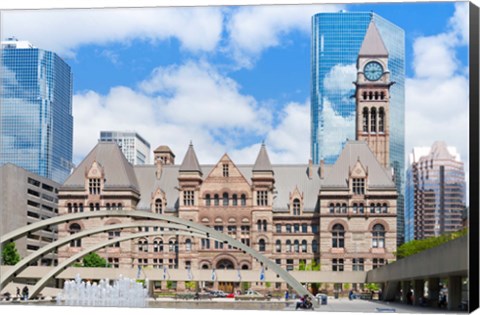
<box><xmin>355</xmin><ymin>20</ymin><xmax>393</xmax><ymax>169</ymax></box>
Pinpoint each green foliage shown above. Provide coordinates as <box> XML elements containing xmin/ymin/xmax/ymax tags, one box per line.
<box><xmin>343</xmin><ymin>283</ymin><xmax>351</xmax><ymax>290</ymax></box>
<box><xmin>241</xmin><ymin>282</ymin><xmax>250</xmax><ymax>291</ymax></box>
<box><xmin>185</xmin><ymin>281</ymin><xmax>196</xmax><ymax>290</ymax></box>
<box><xmin>1</xmin><ymin>242</ymin><xmax>21</xmax><ymax>265</ymax></box>
<box><xmin>395</xmin><ymin>228</ymin><xmax>468</xmax><ymax>259</ymax></box>
<box><xmin>82</xmin><ymin>252</ymin><xmax>110</xmax><ymax>267</ymax></box>
<box><xmin>265</xmin><ymin>281</ymin><xmax>271</xmax><ymax>288</ymax></box>
<box><xmin>167</xmin><ymin>280</ymin><xmax>174</xmax><ymax>289</ymax></box>
<box><xmin>365</xmin><ymin>283</ymin><xmax>380</xmax><ymax>291</ymax></box>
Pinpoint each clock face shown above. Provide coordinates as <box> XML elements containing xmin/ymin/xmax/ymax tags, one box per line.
<box><xmin>364</xmin><ymin>61</ymin><xmax>383</xmax><ymax>81</ymax></box>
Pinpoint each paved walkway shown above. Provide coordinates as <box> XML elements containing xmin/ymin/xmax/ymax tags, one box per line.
<box><xmin>287</xmin><ymin>298</ymin><xmax>467</xmax><ymax>313</ymax></box>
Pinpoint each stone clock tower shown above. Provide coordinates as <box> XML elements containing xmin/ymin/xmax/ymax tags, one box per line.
<box><xmin>355</xmin><ymin>20</ymin><xmax>393</xmax><ymax>169</ymax></box>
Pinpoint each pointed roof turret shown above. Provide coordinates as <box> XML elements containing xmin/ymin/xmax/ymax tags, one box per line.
<box><xmin>358</xmin><ymin>20</ymin><xmax>388</xmax><ymax>57</ymax></box>
<box><xmin>253</xmin><ymin>143</ymin><xmax>273</xmax><ymax>172</ymax></box>
<box><xmin>179</xmin><ymin>142</ymin><xmax>202</xmax><ymax>174</ymax></box>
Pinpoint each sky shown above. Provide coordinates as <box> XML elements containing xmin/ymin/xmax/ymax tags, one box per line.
<box><xmin>0</xmin><ymin>1</ymin><xmax>470</xmax><ymax>185</ymax></box>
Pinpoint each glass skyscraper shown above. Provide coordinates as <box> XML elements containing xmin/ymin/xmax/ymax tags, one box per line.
<box><xmin>1</xmin><ymin>38</ymin><xmax>73</xmax><ymax>183</ymax></box>
<box><xmin>311</xmin><ymin>12</ymin><xmax>405</xmax><ymax>244</ymax></box>
<box><xmin>405</xmin><ymin>142</ymin><xmax>466</xmax><ymax>242</ymax></box>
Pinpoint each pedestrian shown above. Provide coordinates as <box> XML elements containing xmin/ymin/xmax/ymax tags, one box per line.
<box><xmin>349</xmin><ymin>289</ymin><xmax>353</xmax><ymax>300</ymax></box>
<box><xmin>22</xmin><ymin>286</ymin><xmax>29</xmax><ymax>301</ymax></box>
<box><xmin>406</xmin><ymin>290</ymin><xmax>413</xmax><ymax>305</ymax></box>
<box><xmin>16</xmin><ymin>287</ymin><xmax>20</xmax><ymax>299</ymax></box>
<box><xmin>285</xmin><ymin>290</ymin><xmax>289</xmax><ymax>301</ymax></box>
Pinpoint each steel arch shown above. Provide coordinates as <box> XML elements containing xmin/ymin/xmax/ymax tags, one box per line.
<box><xmin>1</xmin><ymin>221</ymin><xmax>205</xmax><ymax>289</ymax></box>
<box><xmin>1</xmin><ymin>211</ymin><xmax>314</xmax><ymax>303</ymax></box>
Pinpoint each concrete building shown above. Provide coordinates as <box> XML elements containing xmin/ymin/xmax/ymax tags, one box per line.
<box><xmin>0</xmin><ymin>38</ymin><xmax>73</xmax><ymax>183</ymax></box>
<box><xmin>0</xmin><ymin>163</ymin><xmax>60</xmax><ymax>265</ymax></box>
<box><xmin>56</xmin><ymin>21</ymin><xmax>397</xmax><ymax>293</ymax></box>
<box><xmin>99</xmin><ymin>131</ymin><xmax>151</xmax><ymax>165</ymax></box>
<box><xmin>405</xmin><ymin>142</ymin><xmax>466</xmax><ymax>241</ymax></box>
<box><xmin>311</xmin><ymin>12</ymin><xmax>406</xmax><ymax>245</ymax></box>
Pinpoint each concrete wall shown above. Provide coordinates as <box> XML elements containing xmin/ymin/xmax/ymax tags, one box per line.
<box><xmin>366</xmin><ymin>235</ymin><xmax>468</xmax><ymax>283</ymax></box>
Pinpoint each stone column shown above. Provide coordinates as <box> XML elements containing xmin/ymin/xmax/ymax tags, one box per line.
<box><xmin>447</xmin><ymin>276</ymin><xmax>462</xmax><ymax>311</ymax></box>
<box><xmin>413</xmin><ymin>279</ymin><xmax>424</xmax><ymax>306</ymax></box>
<box><xmin>427</xmin><ymin>278</ymin><xmax>440</xmax><ymax>307</ymax></box>
<box><xmin>401</xmin><ymin>281</ymin><xmax>410</xmax><ymax>304</ymax></box>
<box><xmin>177</xmin><ymin>281</ymin><xmax>186</xmax><ymax>292</ymax></box>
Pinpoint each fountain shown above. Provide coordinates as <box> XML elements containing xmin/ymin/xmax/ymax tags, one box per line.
<box><xmin>57</xmin><ymin>274</ymin><xmax>148</xmax><ymax>307</ymax></box>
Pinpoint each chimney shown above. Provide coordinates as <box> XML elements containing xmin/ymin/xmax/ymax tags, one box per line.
<box><xmin>308</xmin><ymin>159</ymin><xmax>313</xmax><ymax>179</ymax></box>
<box><xmin>319</xmin><ymin>159</ymin><xmax>325</xmax><ymax>179</ymax></box>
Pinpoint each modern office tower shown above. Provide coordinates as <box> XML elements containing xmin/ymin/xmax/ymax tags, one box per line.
<box><xmin>99</xmin><ymin>131</ymin><xmax>151</xmax><ymax>165</ymax></box>
<box><xmin>0</xmin><ymin>38</ymin><xmax>73</xmax><ymax>184</ymax></box>
<box><xmin>311</xmin><ymin>12</ymin><xmax>405</xmax><ymax>244</ymax></box>
<box><xmin>0</xmin><ymin>163</ymin><xmax>59</xmax><ymax>265</ymax></box>
<box><xmin>405</xmin><ymin>141</ymin><xmax>466</xmax><ymax>241</ymax></box>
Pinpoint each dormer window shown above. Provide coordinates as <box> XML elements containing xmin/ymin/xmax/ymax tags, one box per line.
<box><xmin>223</xmin><ymin>163</ymin><xmax>229</xmax><ymax>177</ymax></box>
<box><xmin>183</xmin><ymin>190</ymin><xmax>194</xmax><ymax>206</ymax></box>
<box><xmin>89</xmin><ymin>178</ymin><xmax>101</xmax><ymax>195</ymax></box>
<box><xmin>352</xmin><ymin>178</ymin><xmax>365</xmax><ymax>195</ymax></box>
<box><xmin>292</xmin><ymin>199</ymin><xmax>301</xmax><ymax>215</ymax></box>
<box><xmin>257</xmin><ymin>191</ymin><xmax>268</xmax><ymax>206</ymax></box>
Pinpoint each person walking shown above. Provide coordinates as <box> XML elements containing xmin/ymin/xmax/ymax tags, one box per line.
<box><xmin>22</xmin><ymin>286</ymin><xmax>29</xmax><ymax>301</ymax></box>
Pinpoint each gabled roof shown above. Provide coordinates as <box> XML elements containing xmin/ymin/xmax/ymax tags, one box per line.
<box><xmin>253</xmin><ymin>143</ymin><xmax>273</xmax><ymax>172</ymax></box>
<box><xmin>63</xmin><ymin>141</ymin><xmax>139</xmax><ymax>191</ymax></box>
<box><xmin>322</xmin><ymin>141</ymin><xmax>395</xmax><ymax>189</ymax></box>
<box><xmin>179</xmin><ymin>143</ymin><xmax>202</xmax><ymax>174</ymax></box>
<box><xmin>358</xmin><ymin>20</ymin><xmax>388</xmax><ymax>57</ymax></box>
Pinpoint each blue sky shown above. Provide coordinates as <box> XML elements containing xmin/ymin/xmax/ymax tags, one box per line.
<box><xmin>1</xmin><ymin>2</ymin><xmax>470</xmax><ymax>182</ymax></box>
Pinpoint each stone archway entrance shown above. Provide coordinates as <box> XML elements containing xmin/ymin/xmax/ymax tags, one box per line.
<box><xmin>216</xmin><ymin>258</ymin><xmax>235</xmax><ymax>270</ymax></box>
<box><xmin>216</xmin><ymin>259</ymin><xmax>236</xmax><ymax>293</ymax></box>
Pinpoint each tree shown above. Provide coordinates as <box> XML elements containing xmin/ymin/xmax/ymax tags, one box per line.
<box><xmin>1</xmin><ymin>242</ymin><xmax>20</xmax><ymax>265</ymax></box>
<box><xmin>395</xmin><ymin>228</ymin><xmax>467</xmax><ymax>259</ymax></box>
<box><xmin>82</xmin><ymin>252</ymin><xmax>110</xmax><ymax>267</ymax></box>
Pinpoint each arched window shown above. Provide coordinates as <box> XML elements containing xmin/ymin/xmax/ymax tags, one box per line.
<box><xmin>169</xmin><ymin>240</ymin><xmax>175</xmax><ymax>252</ymax></box>
<box><xmin>275</xmin><ymin>240</ymin><xmax>281</xmax><ymax>253</ymax></box>
<box><xmin>262</xmin><ymin>220</ymin><xmax>267</xmax><ymax>232</ymax></box>
<box><xmin>382</xmin><ymin>203</ymin><xmax>388</xmax><ymax>213</ymax></box>
<box><xmin>362</xmin><ymin>91</ymin><xmax>367</xmax><ymax>100</ymax></box>
<box><xmin>153</xmin><ymin>238</ymin><xmax>162</xmax><ymax>252</ymax></box>
<box><xmin>374</xmin><ymin>91</ymin><xmax>379</xmax><ymax>100</ymax></box>
<box><xmin>312</xmin><ymin>240</ymin><xmax>318</xmax><ymax>253</ymax></box>
<box><xmin>79</xmin><ymin>204</ymin><xmax>84</xmax><ymax>212</ymax></box>
<box><xmin>335</xmin><ymin>203</ymin><xmax>341</xmax><ymax>213</ymax></box>
<box><xmin>301</xmin><ymin>240</ymin><xmax>307</xmax><ymax>253</ymax></box>
<box><xmin>258</xmin><ymin>239</ymin><xmax>266</xmax><ymax>252</ymax></box>
<box><xmin>205</xmin><ymin>194</ymin><xmax>211</xmax><ymax>206</ymax></box>
<box><xmin>185</xmin><ymin>239</ymin><xmax>192</xmax><ymax>252</ymax></box>
<box><xmin>286</xmin><ymin>240</ymin><xmax>292</xmax><ymax>253</ymax></box>
<box><xmin>232</xmin><ymin>194</ymin><xmax>238</xmax><ymax>206</ymax></box>
<box><xmin>202</xmin><ymin>264</ymin><xmax>209</xmax><ymax>270</ymax></box>
<box><xmin>67</xmin><ymin>203</ymin><xmax>72</xmax><ymax>213</ymax></box>
<box><xmin>359</xmin><ymin>203</ymin><xmax>365</xmax><ymax>214</ymax></box>
<box><xmin>89</xmin><ymin>203</ymin><xmax>94</xmax><ymax>211</ymax></box>
<box><xmin>294</xmin><ymin>240</ymin><xmax>300</xmax><ymax>253</ymax></box>
<box><xmin>370</xmin><ymin>203</ymin><xmax>375</xmax><ymax>214</ymax></box>
<box><xmin>341</xmin><ymin>203</ymin><xmax>347</xmax><ymax>213</ymax></box>
<box><xmin>257</xmin><ymin>220</ymin><xmax>262</xmax><ymax>231</ymax></box>
<box><xmin>69</xmin><ymin>224</ymin><xmax>82</xmax><ymax>247</ymax></box>
<box><xmin>380</xmin><ymin>91</ymin><xmax>385</xmax><ymax>100</ymax></box>
<box><xmin>369</xmin><ymin>91</ymin><xmax>373</xmax><ymax>100</ymax></box>
<box><xmin>242</xmin><ymin>264</ymin><xmax>249</xmax><ymax>270</ymax></box>
<box><xmin>106</xmin><ymin>203</ymin><xmax>111</xmax><ymax>210</ymax></box>
<box><xmin>214</xmin><ymin>194</ymin><xmax>219</xmax><ymax>206</ymax></box>
<box><xmin>223</xmin><ymin>192</ymin><xmax>229</xmax><ymax>206</ymax></box>
<box><xmin>73</xmin><ymin>203</ymin><xmax>78</xmax><ymax>213</ymax></box>
<box><xmin>363</xmin><ymin>108</ymin><xmax>369</xmax><ymax>132</ymax></box>
<box><xmin>293</xmin><ymin>199</ymin><xmax>301</xmax><ymax>215</ymax></box>
<box><xmin>329</xmin><ymin>203</ymin><xmax>335</xmax><ymax>214</ymax></box>
<box><xmin>379</xmin><ymin>107</ymin><xmax>385</xmax><ymax>133</ymax></box>
<box><xmin>371</xmin><ymin>107</ymin><xmax>377</xmax><ymax>132</ymax></box>
<box><xmin>241</xmin><ymin>194</ymin><xmax>247</xmax><ymax>206</ymax></box>
<box><xmin>332</xmin><ymin>224</ymin><xmax>345</xmax><ymax>248</ymax></box>
<box><xmin>155</xmin><ymin>199</ymin><xmax>162</xmax><ymax>214</ymax></box>
<box><xmin>372</xmin><ymin>224</ymin><xmax>386</xmax><ymax>248</ymax></box>
<box><xmin>352</xmin><ymin>203</ymin><xmax>358</xmax><ymax>214</ymax></box>
<box><xmin>376</xmin><ymin>203</ymin><xmax>382</xmax><ymax>214</ymax></box>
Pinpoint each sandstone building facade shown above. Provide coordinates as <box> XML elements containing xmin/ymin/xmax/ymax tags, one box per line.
<box><xmin>57</xmin><ymin>20</ymin><xmax>397</xmax><ymax>292</ymax></box>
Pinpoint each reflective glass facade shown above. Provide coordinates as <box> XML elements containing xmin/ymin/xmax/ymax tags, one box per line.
<box><xmin>1</xmin><ymin>42</ymin><xmax>73</xmax><ymax>183</ymax></box>
<box><xmin>405</xmin><ymin>143</ymin><xmax>466</xmax><ymax>241</ymax></box>
<box><xmin>311</xmin><ymin>12</ymin><xmax>405</xmax><ymax>244</ymax></box>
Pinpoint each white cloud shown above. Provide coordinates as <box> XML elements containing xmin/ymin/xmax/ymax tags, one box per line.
<box><xmin>405</xmin><ymin>2</ymin><xmax>469</xmax><ymax>201</ymax></box>
<box><xmin>323</xmin><ymin>63</ymin><xmax>356</xmax><ymax>94</ymax></box>
<box><xmin>73</xmin><ymin>60</ymin><xmax>308</xmax><ymax>166</ymax></box>
<box><xmin>321</xmin><ymin>98</ymin><xmax>355</xmax><ymax>158</ymax></box>
<box><xmin>2</xmin><ymin>7</ymin><xmax>224</xmax><ymax>58</ymax></box>
<box><xmin>226</xmin><ymin>4</ymin><xmax>343</xmax><ymax>67</ymax></box>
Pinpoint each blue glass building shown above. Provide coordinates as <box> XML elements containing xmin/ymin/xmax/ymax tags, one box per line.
<box><xmin>311</xmin><ymin>12</ymin><xmax>405</xmax><ymax>244</ymax></box>
<box><xmin>1</xmin><ymin>38</ymin><xmax>73</xmax><ymax>183</ymax></box>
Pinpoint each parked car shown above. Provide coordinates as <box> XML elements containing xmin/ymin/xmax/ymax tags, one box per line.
<box><xmin>226</xmin><ymin>292</ymin><xmax>235</xmax><ymax>298</ymax></box>
<box><xmin>315</xmin><ymin>293</ymin><xmax>328</xmax><ymax>305</ymax></box>
<box><xmin>209</xmin><ymin>290</ymin><xmax>227</xmax><ymax>298</ymax></box>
